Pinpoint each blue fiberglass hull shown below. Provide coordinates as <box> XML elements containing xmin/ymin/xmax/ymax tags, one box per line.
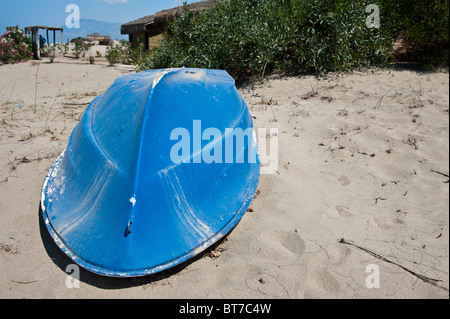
<box><xmin>40</xmin><ymin>68</ymin><xmax>260</xmax><ymax>277</ymax></box>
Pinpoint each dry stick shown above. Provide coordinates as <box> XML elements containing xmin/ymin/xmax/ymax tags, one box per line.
<box><xmin>0</xmin><ymin>82</ymin><xmax>18</xmax><ymax>125</ymax></box>
<box><xmin>33</xmin><ymin>62</ymin><xmax>40</xmax><ymax>114</ymax></box>
<box><xmin>44</xmin><ymin>82</ymin><xmax>64</xmax><ymax>134</ymax></box>
<box><xmin>62</xmin><ymin>102</ymin><xmax>90</xmax><ymax>106</ymax></box>
<box><xmin>7</xmin><ymin>157</ymin><xmax>17</xmax><ymax>171</ymax></box>
<box><xmin>269</xmin><ymin>105</ymin><xmax>277</xmax><ymax>122</ymax></box>
<box><xmin>261</xmin><ymin>60</ymin><xmax>269</xmax><ymax>81</ymax></box>
<box><xmin>431</xmin><ymin>169</ymin><xmax>450</xmax><ymax>183</ymax></box>
<box><xmin>338</xmin><ymin>238</ymin><xmax>449</xmax><ymax>292</ymax></box>
<box><xmin>8</xmin><ymin>82</ymin><xmax>17</xmax><ymax>120</ymax></box>
<box><xmin>374</xmin><ymin>81</ymin><xmax>409</xmax><ymax>109</ymax></box>
<box><xmin>0</xmin><ymin>75</ymin><xmax>35</xmax><ymax>95</ymax></box>
<box><xmin>11</xmin><ymin>262</ymin><xmax>58</xmax><ymax>285</ymax></box>
<box><xmin>430</xmin><ymin>169</ymin><xmax>449</xmax><ymax>178</ymax></box>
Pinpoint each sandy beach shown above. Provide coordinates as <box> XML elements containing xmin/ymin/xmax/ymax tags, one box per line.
<box><xmin>0</xmin><ymin>57</ymin><xmax>448</xmax><ymax>298</ymax></box>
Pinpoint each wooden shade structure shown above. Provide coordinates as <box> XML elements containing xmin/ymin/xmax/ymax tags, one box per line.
<box><xmin>24</xmin><ymin>26</ymin><xmax>64</xmax><ymax>60</ymax></box>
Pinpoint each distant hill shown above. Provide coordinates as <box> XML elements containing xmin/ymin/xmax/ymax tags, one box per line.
<box><xmin>62</xmin><ymin>19</ymin><xmax>127</xmax><ymax>42</ymax></box>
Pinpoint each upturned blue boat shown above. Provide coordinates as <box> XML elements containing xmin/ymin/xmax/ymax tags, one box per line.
<box><xmin>40</xmin><ymin>68</ymin><xmax>260</xmax><ymax>277</ymax></box>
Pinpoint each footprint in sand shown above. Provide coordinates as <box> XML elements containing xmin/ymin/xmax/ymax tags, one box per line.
<box><xmin>327</xmin><ymin>174</ymin><xmax>351</xmax><ymax>186</ymax></box>
<box><xmin>300</xmin><ymin>244</ymin><xmax>350</xmax><ymax>297</ymax></box>
<box><xmin>335</xmin><ymin>205</ymin><xmax>353</xmax><ymax>217</ymax></box>
<box><xmin>272</xmin><ymin>231</ymin><xmax>306</xmax><ymax>257</ymax></box>
<box><xmin>324</xmin><ymin>206</ymin><xmax>353</xmax><ymax>218</ymax></box>
<box><xmin>326</xmin><ymin>244</ymin><xmax>352</xmax><ymax>266</ymax></box>
<box><xmin>369</xmin><ymin>217</ymin><xmax>404</xmax><ymax>229</ymax></box>
<box><xmin>259</xmin><ymin>230</ymin><xmax>306</xmax><ymax>260</ymax></box>
<box><xmin>308</xmin><ymin>269</ymin><xmax>340</xmax><ymax>294</ymax></box>
<box><xmin>337</xmin><ymin>175</ymin><xmax>350</xmax><ymax>186</ymax></box>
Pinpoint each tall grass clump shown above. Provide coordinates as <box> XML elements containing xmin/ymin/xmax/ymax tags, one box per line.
<box><xmin>135</xmin><ymin>0</ymin><xmax>395</xmax><ymax>78</ymax></box>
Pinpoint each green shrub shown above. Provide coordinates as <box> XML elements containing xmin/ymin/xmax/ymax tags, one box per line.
<box><xmin>135</xmin><ymin>0</ymin><xmax>449</xmax><ymax>77</ymax></box>
<box><xmin>128</xmin><ymin>43</ymin><xmax>152</xmax><ymax>67</ymax></box>
<box><xmin>106</xmin><ymin>42</ymin><xmax>151</xmax><ymax>66</ymax></box>
<box><xmin>105</xmin><ymin>44</ymin><xmax>124</xmax><ymax>65</ymax></box>
<box><xmin>0</xmin><ymin>27</ymin><xmax>33</xmax><ymax>64</ymax></box>
<box><xmin>72</xmin><ymin>41</ymin><xmax>92</xmax><ymax>59</ymax></box>
<box><xmin>135</xmin><ymin>0</ymin><xmax>395</xmax><ymax>78</ymax></box>
<box><xmin>380</xmin><ymin>0</ymin><xmax>449</xmax><ymax>67</ymax></box>
<box><xmin>45</xmin><ymin>45</ymin><xmax>57</xmax><ymax>63</ymax></box>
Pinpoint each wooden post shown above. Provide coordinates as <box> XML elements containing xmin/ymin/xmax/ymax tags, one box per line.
<box><xmin>145</xmin><ymin>32</ymin><xmax>149</xmax><ymax>51</ymax></box>
<box><xmin>46</xmin><ymin>29</ymin><xmax>49</xmax><ymax>48</ymax></box>
<box><xmin>53</xmin><ymin>30</ymin><xmax>56</xmax><ymax>45</ymax></box>
<box><xmin>61</xmin><ymin>30</ymin><xmax>63</xmax><ymax>45</ymax></box>
<box><xmin>35</xmin><ymin>28</ymin><xmax>40</xmax><ymax>59</ymax></box>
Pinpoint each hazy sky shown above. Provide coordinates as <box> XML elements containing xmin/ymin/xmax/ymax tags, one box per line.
<box><xmin>0</xmin><ymin>0</ymin><xmax>202</xmax><ymax>33</ymax></box>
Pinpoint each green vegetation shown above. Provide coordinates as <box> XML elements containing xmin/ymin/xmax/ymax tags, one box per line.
<box><xmin>70</xmin><ymin>37</ymin><xmax>89</xmax><ymax>44</ymax></box>
<box><xmin>105</xmin><ymin>44</ymin><xmax>124</xmax><ymax>65</ymax></box>
<box><xmin>44</xmin><ymin>45</ymin><xmax>57</xmax><ymax>63</ymax></box>
<box><xmin>0</xmin><ymin>27</ymin><xmax>33</xmax><ymax>64</ymax></box>
<box><xmin>381</xmin><ymin>0</ymin><xmax>449</xmax><ymax>66</ymax></box>
<box><xmin>135</xmin><ymin>0</ymin><xmax>449</xmax><ymax>79</ymax></box>
<box><xmin>72</xmin><ymin>41</ymin><xmax>92</xmax><ymax>59</ymax></box>
<box><xmin>106</xmin><ymin>43</ymin><xmax>151</xmax><ymax>66</ymax></box>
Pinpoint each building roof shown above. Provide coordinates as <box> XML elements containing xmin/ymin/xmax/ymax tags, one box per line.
<box><xmin>25</xmin><ymin>26</ymin><xmax>64</xmax><ymax>32</ymax></box>
<box><xmin>153</xmin><ymin>0</ymin><xmax>215</xmax><ymax>27</ymax></box>
<box><xmin>121</xmin><ymin>0</ymin><xmax>217</xmax><ymax>35</ymax></box>
<box><xmin>121</xmin><ymin>15</ymin><xmax>155</xmax><ymax>35</ymax></box>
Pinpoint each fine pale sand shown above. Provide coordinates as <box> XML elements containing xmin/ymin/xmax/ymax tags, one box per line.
<box><xmin>0</xmin><ymin>57</ymin><xmax>448</xmax><ymax>298</ymax></box>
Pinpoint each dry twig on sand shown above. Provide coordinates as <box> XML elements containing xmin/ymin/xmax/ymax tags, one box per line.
<box><xmin>44</xmin><ymin>82</ymin><xmax>64</xmax><ymax>134</ymax></box>
<box><xmin>34</xmin><ymin>62</ymin><xmax>41</xmax><ymax>114</ymax></box>
<box><xmin>338</xmin><ymin>238</ymin><xmax>448</xmax><ymax>292</ymax></box>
